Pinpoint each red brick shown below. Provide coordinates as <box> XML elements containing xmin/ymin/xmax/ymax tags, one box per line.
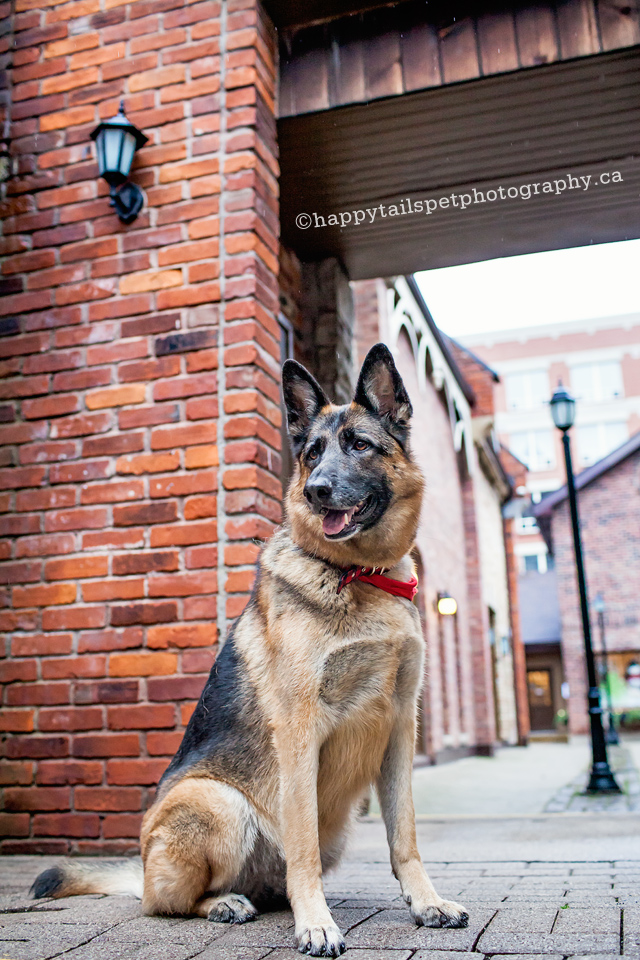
<box><xmin>75</xmin><ymin>787</ymin><xmax>142</xmax><ymax>811</ymax></box>
<box><xmin>109</xmin><ymin>652</ymin><xmax>177</xmax><ymax>677</ymax></box>
<box><xmin>112</xmin><ymin>551</ymin><xmax>179</xmax><ymax>575</ymax></box>
<box><xmin>45</xmin><ymin>506</ymin><xmax>108</xmax><ymax>532</ymax></box>
<box><xmin>103</xmin><ymin>813</ymin><xmax>143</xmax><ymax>838</ymax></box>
<box><xmin>147</xmin><ymin>675</ymin><xmax>206</xmax><ymax>701</ymax></box>
<box><xmin>147</xmin><ymin>622</ymin><xmax>214</xmax><ymax>649</ymax></box>
<box><xmin>147</xmin><ymin>730</ymin><xmax>184</xmax><ymax>754</ymax></box>
<box><xmin>110</xmin><ymin>601</ymin><xmax>177</xmax><ymax>626</ymax></box>
<box><xmin>106</xmin><ymin>758</ymin><xmax>167</xmax><ymax>786</ymax></box>
<box><xmin>80</xmin><ymin>480</ymin><xmax>144</xmax><ymax>504</ymax></box>
<box><xmin>148</xmin><ymin>571</ymin><xmax>217</xmax><ymax>597</ymax></box>
<box><xmin>12</xmin><ymin>633</ymin><xmax>72</xmax><ymax>656</ymax></box>
<box><xmin>184</xmin><ymin>495</ymin><xmax>217</xmax><ymax>519</ymax></box>
<box><xmin>107</xmin><ymin>704</ymin><xmax>175</xmax><ymax>730</ymax></box>
<box><xmin>43</xmin><ymin>607</ymin><xmax>106</xmax><ymax>630</ymax></box>
<box><xmin>6</xmin><ymin>736</ymin><xmax>69</xmax><ymax>759</ymax></box>
<box><xmin>16</xmin><ymin>534</ymin><xmax>76</xmax><ymax>558</ymax></box>
<box><xmin>0</xmin><ymin>560</ymin><xmax>42</xmax><ymax>584</ymax></box>
<box><xmin>73</xmin><ymin>733</ymin><xmax>139</xmax><ymax>757</ymax></box>
<box><xmin>15</xmin><ymin>488</ymin><xmax>75</xmax><ymax>512</ymax></box>
<box><xmin>185</xmin><ymin>545</ymin><xmax>218</xmax><ymax>569</ymax></box>
<box><xmin>39</xmin><ymin>707</ymin><xmax>103</xmax><ymax>731</ymax></box>
<box><xmin>0</xmin><ymin>813</ymin><xmax>30</xmax><ymax>837</ymax></box>
<box><xmin>83</xmin><ymin>579</ymin><xmax>145</xmax><ymax>602</ymax></box>
<box><xmin>0</xmin><ymin>660</ymin><xmax>38</xmax><ymax>683</ymax></box>
<box><xmin>151</xmin><ymin>422</ymin><xmax>217</xmax><ymax>450</ymax></box>
<box><xmin>41</xmin><ymin>656</ymin><xmax>106</xmax><ymax>679</ymax></box>
<box><xmin>45</xmin><ymin>556</ymin><xmax>108</xmax><ymax>579</ymax></box>
<box><xmin>4</xmin><ymin>787</ymin><xmax>71</xmax><ymax>812</ymax></box>
<box><xmin>34</xmin><ymin>812</ymin><xmax>100</xmax><ymax>837</ymax></box>
<box><xmin>36</xmin><ymin>760</ymin><xmax>102</xmax><ymax>785</ymax></box>
<box><xmin>7</xmin><ymin>682</ymin><xmax>71</xmax><ymax>706</ymax></box>
<box><xmin>0</xmin><ymin>761</ymin><xmax>34</xmax><ymax>786</ymax></box>
<box><xmin>13</xmin><ymin>582</ymin><xmax>76</xmax><ymax>607</ymax></box>
<box><xmin>0</xmin><ymin>709</ymin><xmax>35</xmax><ymax>733</ymax></box>
<box><xmin>150</xmin><ymin>520</ymin><xmax>217</xmax><ymax>547</ymax></box>
<box><xmin>74</xmin><ymin>676</ymin><xmax>140</xmax><ymax>701</ymax></box>
<box><xmin>149</xmin><ymin>470</ymin><xmax>216</xmax><ymax>497</ymax></box>
<box><xmin>114</xmin><ymin>500</ymin><xmax>176</xmax><ymax>526</ymax></box>
<box><xmin>116</xmin><ymin>452</ymin><xmax>180</xmax><ymax>475</ymax></box>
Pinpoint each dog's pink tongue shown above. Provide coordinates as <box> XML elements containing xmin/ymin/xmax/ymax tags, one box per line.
<box><xmin>322</xmin><ymin>507</ymin><xmax>355</xmax><ymax>536</ymax></box>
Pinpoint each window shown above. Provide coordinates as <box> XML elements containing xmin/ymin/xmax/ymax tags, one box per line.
<box><xmin>577</xmin><ymin>422</ymin><xmax>628</xmax><ymax>466</ymax></box>
<box><xmin>571</xmin><ymin>361</ymin><xmax>623</xmax><ymax>402</ymax></box>
<box><xmin>524</xmin><ymin>555</ymin><xmax>540</xmax><ymax>572</ymax></box>
<box><xmin>516</xmin><ymin>516</ymin><xmax>540</xmax><ymax>535</ymax></box>
<box><xmin>505</xmin><ymin>370</ymin><xmax>549</xmax><ymax>410</ymax></box>
<box><xmin>509</xmin><ymin>430</ymin><xmax>555</xmax><ymax>472</ymax></box>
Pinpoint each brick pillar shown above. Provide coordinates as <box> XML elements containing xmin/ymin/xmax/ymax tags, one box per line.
<box><xmin>0</xmin><ymin>0</ymin><xmax>280</xmax><ymax>852</ymax></box>
<box><xmin>300</xmin><ymin>258</ymin><xmax>355</xmax><ymax>403</ymax></box>
<box><xmin>461</xmin><ymin>475</ymin><xmax>497</xmax><ymax>752</ymax></box>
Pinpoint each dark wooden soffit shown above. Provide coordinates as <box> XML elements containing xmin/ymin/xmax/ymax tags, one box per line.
<box><xmin>278</xmin><ymin>47</ymin><xmax>640</xmax><ymax>279</ymax></box>
<box><xmin>278</xmin><ymin>0</ymin><xmax>640</xmax><ymax>118</ymax></box>
<box><xmin>263</xmin><ymin>0</ymin><xmax>400</xmax><ymax>30</ymax></box>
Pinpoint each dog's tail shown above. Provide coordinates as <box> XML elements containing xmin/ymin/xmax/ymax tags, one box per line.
<box><xmin>31</xmin><ymin>859</ymin><xmax>144</xmax><ymax>901</ymax></box>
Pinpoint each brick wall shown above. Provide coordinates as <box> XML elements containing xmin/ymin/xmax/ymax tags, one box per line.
<box><xmin>551</xmin><ymin>446</ymin><xmax>640</xmax><ymax>735</ymax></box>
<box><xmin>0</xmin><ymin>0</ymin><xmax>281</xmax><ymax>852</ymax></box>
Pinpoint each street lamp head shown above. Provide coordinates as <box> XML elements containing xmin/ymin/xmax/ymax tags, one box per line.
<box><xmin>550</xmin><ymin>381</ymin><xmax>576</xmax><ymax>432</ymax></box>
<box><xmin>593</xmin><ymin>593</ymin><xmax>605</xmax><ymax>614</ymax></box>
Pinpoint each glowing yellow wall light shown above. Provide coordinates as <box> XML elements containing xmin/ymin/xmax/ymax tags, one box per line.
<box><xmin>437</xmin><ymin>593</ymin><xmax>457</xmax><ymax>616</ymax></box>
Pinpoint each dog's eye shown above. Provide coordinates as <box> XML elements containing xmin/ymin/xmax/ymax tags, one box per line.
<box><xmin>353</xmin><ymin>439</ymin><xmax>369</xmax><ymax>451</ymax></box>
<box><xmin>307</xmin><ymin>449</ymin><xmax>318</xmax><ymax>461</ymax></box>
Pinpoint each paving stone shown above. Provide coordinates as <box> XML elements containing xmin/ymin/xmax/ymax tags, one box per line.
<box><xmin>344</xmin><ymin>905</ymin><xmax>496</xmax><ymax>950</ymax></box>
<box><xmin>487</xmin><ymin>907</ymin><xmax>558</xmax><ymax>933</ymax></box>
<box><xmin>268</xmin><ymin>951</ymin><xmax>414</xmax><ymax>960</ymax></box>
<box><xmin>553</xmin><ymin>907</ymin><xmax>621</xmax><ymax>933</ymax></box>
<box><xmin>477</xmin><ymin>930</ymin><xmax>620</xmax><ymax>953</ymax></box>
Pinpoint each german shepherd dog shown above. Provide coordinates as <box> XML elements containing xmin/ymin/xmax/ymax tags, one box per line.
<box><xmin>32</xmin><ymin>344</ymin><xmax>469</xmax><ymax>956</ymax></box>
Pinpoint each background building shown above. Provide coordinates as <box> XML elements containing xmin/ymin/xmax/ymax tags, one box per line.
<box><xmin>457</xmin><ymin>313</ymin><xmax>640</xmax><ymax>733</ymax></box>
<box><xmin>534</xmin><ymin>433</ymin><xmax>640</xmax><ymax>735</ymax></box>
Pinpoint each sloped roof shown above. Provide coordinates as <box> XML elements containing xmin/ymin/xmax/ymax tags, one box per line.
<box><xmin>533</xmin><ymin>429</ymin><xmax>640</xmax><ymax>518</ymax></box>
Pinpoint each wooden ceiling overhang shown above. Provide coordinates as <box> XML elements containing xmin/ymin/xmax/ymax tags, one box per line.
<box><xmin>273</xmin><ymin>1</ymin><xmax>640</xmax><ymax>279</ymax></box>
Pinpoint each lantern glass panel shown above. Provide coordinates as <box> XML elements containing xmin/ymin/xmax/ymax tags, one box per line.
<box><xmin>104</xmin><ymin>126</ymin><xmax>125</xmax><ymax>175</ymax></box>
<box><xmin>551</xmin><ymin>397</ymin><xmax>575</xmax><ymax>430</ymax></box>
<box><xmin>119</xmin><ymin>131</ymin><xmax>137</xmax><ymax>178</ymax></box>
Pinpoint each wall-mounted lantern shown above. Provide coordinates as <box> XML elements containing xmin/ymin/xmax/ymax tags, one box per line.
<box><xmin>90</xmin><ymin>101</ymin><xmax>148</xmax><ymax>224</ymax></box>
<box><xmin>436</xmin><ymin>592</ymin><xmax>457</xmax><ymax>616</ymax></box>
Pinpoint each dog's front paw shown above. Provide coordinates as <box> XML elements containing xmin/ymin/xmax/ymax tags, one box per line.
<box><xmin>207</xmin><ymin>893</ymin><xmax>258</xmax><ymax>924</ymax></box>
<box><xmin>296</xmin><ymin>921</ymin><xmax>345</xmax><ymax>956</ymax></box>
<box><xmin>412</xmin><ymin>899</ymin><xmax>469</xmax><ymax>929</ymax></box>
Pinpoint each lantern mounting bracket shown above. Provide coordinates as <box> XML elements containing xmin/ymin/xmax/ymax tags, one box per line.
<box><xmin>110</xmin><ymin>181</ymin><xmax>144</xmax><ymax>224</ymax></box>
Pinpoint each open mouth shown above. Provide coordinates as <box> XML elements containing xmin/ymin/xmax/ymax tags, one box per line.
<box><xmin>320</xmin><ymin>495</ymin><xmax>374</xmax><ymax>539</ymax></box>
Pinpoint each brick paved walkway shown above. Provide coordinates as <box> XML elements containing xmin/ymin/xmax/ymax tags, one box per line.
<box><xmin>1</xmin><ymin>855</ymin><xmax>639</xmax><ymax>959</ymax></box>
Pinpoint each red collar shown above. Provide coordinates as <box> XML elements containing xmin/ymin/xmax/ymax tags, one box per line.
<box><xmin>336</xmin><ymin>565</ymin><xmax>418</xmax><ymax>602</ymax></box>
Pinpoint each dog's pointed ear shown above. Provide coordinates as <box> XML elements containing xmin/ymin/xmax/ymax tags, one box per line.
<box><xmin>354</xmin><ymin>343</ymin><xmax>413</xmax><ymax>441</ymax></box>
<box><xmin>282</xmin><ymin>360</ymin><xmax>329</xmax><ymax>452</ymax></box>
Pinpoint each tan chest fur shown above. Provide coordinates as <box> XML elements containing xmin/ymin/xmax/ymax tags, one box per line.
<box><xmin>233</xmin><ymin>529</ymin><xmax>424</xmax><ymax>837</ymax></box>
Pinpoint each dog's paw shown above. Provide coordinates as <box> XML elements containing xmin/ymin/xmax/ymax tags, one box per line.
<box><xmin>296</xmin><ymin>922</ymin><xmax>345</xmax><ymax>956</ymax></box>
<box><xmin>207</xmin><ymin>893</ymin><xmax>258</xmax><ymax>924</ymax></box>
<box><xmin>412</xmin><ymin>899</ymin><xmax>469</xmax><ymax>929</ymax></box>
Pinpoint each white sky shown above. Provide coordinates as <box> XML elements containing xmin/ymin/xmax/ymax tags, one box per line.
<box><xmin>414</xmin><ymin>239</ymin><xmax>640</xmax><ymax>339</ymax></box>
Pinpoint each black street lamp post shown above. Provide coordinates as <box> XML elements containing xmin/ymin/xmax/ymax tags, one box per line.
<box><xmin>549</xmin><ymin>384</ymin><xmax>620</xmax><ymax>794</ymax></box>
<box><xmin>593</xmin><ymin>593</ymin><xmax>619</xmax><ymax>745</ymax></box>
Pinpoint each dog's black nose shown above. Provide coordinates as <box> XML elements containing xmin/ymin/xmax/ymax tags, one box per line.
<box><xmin>304</xmin><ymin>477</ymin><xmax>333</xmax><ymax>505</ymax></box>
